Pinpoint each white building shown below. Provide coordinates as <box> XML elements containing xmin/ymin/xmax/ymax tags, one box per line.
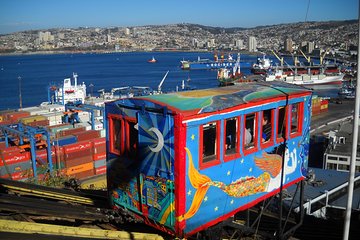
<box><xmin>248</xmin><ymin>36</ymin><xmax>257</xmax><ymax>52</ymax></box>
<box><xmin>209</xmin><ymin>38</ymin><xmax>215</xmax><ymax>48</ymax></box>
<box><xmin>192</xmin><ymin>38</ymin><xmax>198</xmax><ymax>48</ymax></box>
<box><xmin>307</xmin><ymin>41</ymin><xmax>315</xmax><ymax>54</ymax></box>
<box><xmin>235</xmin><ymin>39</ymin><xmax>244</xmax><ymax>49</ymax></box>
<box><xmin>107</xmin><ymin>34</ymin><xmax>112</xmax><ymax>43</ymax></box>
<box><xmin>38</xmin><ymin>31</ymin><xmax>54</xmax><ymax>42</ymax></box>
<box><xmin>324</xmin><ymin>121</ymin><xmax>360</xmax><ymax>173</ymax></box>
<box><xmin>284</xmin><ymin>38</ymin><xmax>293</xmax><ymax>52</ymax></box>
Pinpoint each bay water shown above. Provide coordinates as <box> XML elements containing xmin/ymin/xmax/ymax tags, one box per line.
<box><xmin>0</xmin><ymin>52</ymin><xmax>338</xmax><ymax>111</ymax></box>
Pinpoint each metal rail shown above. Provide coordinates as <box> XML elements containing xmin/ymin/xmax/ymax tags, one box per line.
<box><xmin>0</xmin><ymin>219</ymin><xmax>164</xmax><ymax>240</ymax></box>
<box><xmin>0</xmin><ymin>178</ymin><xmax>164</xmax><ymax>239</ymax></box>
<box><xmin>0</xmin><ymin>178</ymin><xmax>106</xmax><ymax>206</ymax></box>
<box><xmin>0</xmin><ymin>193</ymin><xmax>108</xmax><ymax>221</ymax></box>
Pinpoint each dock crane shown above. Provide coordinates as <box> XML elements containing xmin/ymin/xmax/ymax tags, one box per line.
<box><xmin>271</xmin><ymin>50</ymin><xmax>284</xmax><ymax>67</ymax></box>
<box><xmin>272</xmin><ymin>50</ymin><xmax>297</xmax><ymax>74</ymax></box>
<box><xmin>320</xmin><ymin>48</ymin><xmax>330</xmax><ymax>65</ymax></box>
<box><xmin>299</xmin><ymin>49</ymin><xmax>311</xmax><ymax>65</ymax></box>
<box><xmin>63</xmin><ymin>109</ymin><xmax>82</xmax><ymax>125</ymax></box>
<box><xmin>0</xmin><ymin>124</ymin><xmax>53</xmax><ymax>180</ymax></box>
<box><xmin>111</xmin><ymin>87</ymin><xmax>132</xmax><ymax>98</ymax></box>
<box><xmin>65</xmin><ymin>103</ymin><xmax>105</xmax><ymax>130</ymax></box>
<box><xmin>157</xmin><ymin>70</ymin><xmax>169</xmax><ymax>94</ymax></box>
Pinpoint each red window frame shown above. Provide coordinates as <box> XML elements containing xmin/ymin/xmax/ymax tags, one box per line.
<box><xmin>199</xmin><ymin>121</ymin><xmax>221</xmax><ymax>170</ymax></box>
<box><xmin>289</xmin><ymin>102</ymin><xmax>303</xmax><ymax>138</ymax></box>
<box><xmin>224</xmin><ymin>116</ymin><xmax>241</xmax><ymax>162</ymax></box>
<box><xmin>243</xmin><ymin>112</ymin><xmax>258</xmax><ymax>156</ymax></box>
<box><xmin>108</xmin><ymin>114</ymin><xmax>124</xmax><ymax>155</ymax></box>
<box><xmin>260</xmin><ymin>109</ymin><xmax>275</xmax><ymax>149</ymax></box>
<box><xmin>276</xmin><ymin>106</ymin><xmax>288</xmax><ymax>144</ymax></box>
<box><xmin>124</xmin><ymin>117</ymin><xmax>138</xmax><ymax>157</ymax></box>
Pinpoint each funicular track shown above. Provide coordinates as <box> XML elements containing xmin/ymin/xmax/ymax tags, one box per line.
<box><xmin>0</xmin><ymin>178</ymin><xmax>305</xmax><ymax>240</ymax></box>
<box><xmin>0</xmin><ymin>178</ymin><xmax>165</xmax><ymax>240</ymax></box>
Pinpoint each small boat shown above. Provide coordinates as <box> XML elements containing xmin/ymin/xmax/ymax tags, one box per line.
<box><xmin>148</xmin><ymin>56</ymin><xmax>157</xmax><ymax>63</ymax></box>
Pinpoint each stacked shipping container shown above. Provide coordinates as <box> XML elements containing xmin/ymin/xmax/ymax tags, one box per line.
<box><xmin>0</xmin><ymin>104</ymin><xmax>107</xmax><ymax>183</ymax></box>
<box><xmin>320</xmin><ymin>99</ymin><xmax>329</xmax><ymax>113</ymax></box>
<box><xmin>63</xmin><ymin>140</ymin><xmax>94</xmax><ymax>179</ymax></box>
<box><xmin>0</xmin><ymin>110</ymin><xmax>107</xmax><ymax>182</ymax></box>
<box><xmin>92</xmin><ymin>137</ymin><xmax>106</xmax><ymax>175</ymax></box>
<box><xmin>311</xmin><ymin>96</ymin><xmax>329</xmax><ymax>116</ymax></box>
<box><xmin>0</xmin><ymin>144</ymin><xmax>31</xmax><ymax>180</ymax></box>
<box><xmin>311</xmin><ymin>96</ymin><xmax>321</xmax><ymax>116</ymax></box>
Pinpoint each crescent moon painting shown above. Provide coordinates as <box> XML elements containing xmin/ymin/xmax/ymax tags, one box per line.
<box><xmin>148</xmin><ymin>127</ymin><xmax>164</xmax><ymax>152</ymax></box>
<box><xmin>137</xmin><ymin>112</ymin><xmax>175</xmax><ymax>177</ymax></box>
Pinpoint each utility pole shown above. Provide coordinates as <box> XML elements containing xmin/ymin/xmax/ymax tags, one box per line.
<box><xmin>18</xmin><ymin>76</ymin><xmax>22</xmax><ymax>109</ymax></box>
<box><xmin>343</xmin><ymin>2</ymin><xmax>360</xmax><ymax>239</ymax></box>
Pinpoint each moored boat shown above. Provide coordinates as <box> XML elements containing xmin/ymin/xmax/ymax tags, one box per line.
<box><xmin>251</xmin><ymin>54</ymin><xmax>341</xmax><ymax>76</ymax></box>
<box><xmin>283</xmin><ymin>73</ymin><xmax>344</xmax><ymax>86</ymax></box>
<box><xmin>148</xmin><ymin>56</ymin><xmax>157</xmax><ymax>63</ymax></box>
<box><xmin>180</xmin><ymin>53</ymin><xmax>251</xmax><ymax>70</ymax></box>
<box><xmin>265</xmin><ymin>71</ymin><xmax>344</xmax><ymax>89</ymax></box>
<box><xmin>251</xmin><ymin>54</ymin><xmax>272</xmax><ymax>74</ymax></box>
<box><xmin>51</xmin><ymin>73</ymin><xmax>87</xmax><ymax>105</ymax></box>
<box><xmin>217</xmin><ymin>54</ymin><xmax>252</xmax><ymax>86</ymax></box>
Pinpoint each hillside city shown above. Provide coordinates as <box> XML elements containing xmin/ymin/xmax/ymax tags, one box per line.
<box><xmin>0</xmin><ymin>20</ymin><xmax>358</xmax><ymax>60</ymax></box>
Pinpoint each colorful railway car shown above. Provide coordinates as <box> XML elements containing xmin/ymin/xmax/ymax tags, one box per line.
<box><xmin>105</xmin><ymin>81</ymin><xmax>312</xmax><ymax>238</ymax></box>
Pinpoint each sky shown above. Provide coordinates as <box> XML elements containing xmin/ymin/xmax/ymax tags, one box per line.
<box><xmin>0</xmin><ymin>0</ymin><xmax>358</xmax><ymax>34</ymax></box>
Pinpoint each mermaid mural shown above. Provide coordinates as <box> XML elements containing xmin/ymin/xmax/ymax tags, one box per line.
<box><xmin>180</xmin><ymin>147</ymin><xmax>299</xmax><ymax>221</ymax></box>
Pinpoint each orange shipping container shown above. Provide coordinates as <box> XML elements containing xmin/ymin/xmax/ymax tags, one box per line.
<box><xmin>66</xmin><ymin>162</ymin><xmax>94</xmax><ymax>175</ymax></box>
<box><xmin>65</xmin><ymin>155</ymin><xmax>93</xmax><ymax>168</ymax></box>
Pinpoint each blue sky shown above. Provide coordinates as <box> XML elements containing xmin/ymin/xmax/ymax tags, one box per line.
<box><xmin>0</xmin><ymin>0</ymin><xmax>358</xmax><ymax>34</ymax></box>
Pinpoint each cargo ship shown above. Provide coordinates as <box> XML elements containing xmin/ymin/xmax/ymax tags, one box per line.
<box><xmin>251</xmin><ymin>54</ymin><xmax>341</xmax><ymax>75</ymax></box>
<box><xmin>180</xmin><ymin>53</ymin><xmax>252</xmax><ymax>70</ymax></box>
<box><xmin>264</xmin><ymin>67</ymin><xmax>344</xmax><ymax>88</ymax></box>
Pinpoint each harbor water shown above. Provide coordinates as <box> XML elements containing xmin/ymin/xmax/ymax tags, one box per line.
<box><xmin>0</xmin><ymin>52</ymin><xmax>340</xmax><ymax>111</ymax></box>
